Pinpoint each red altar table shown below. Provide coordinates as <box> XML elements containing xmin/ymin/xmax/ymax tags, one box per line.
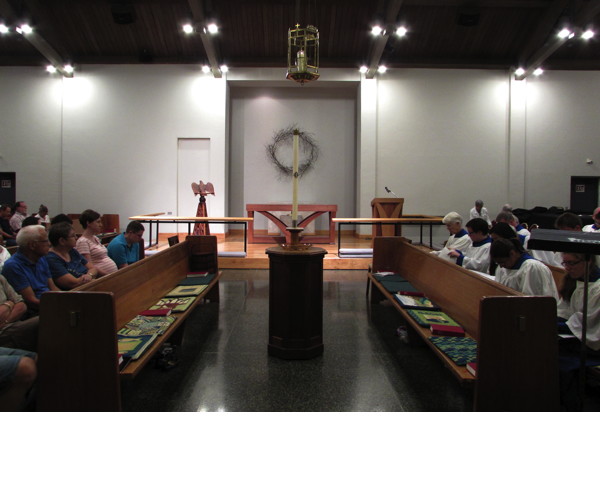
<box><xmin>246</xmin><ymin>204</ymin><xmax>337</xmax><ymax>244</ymax></box>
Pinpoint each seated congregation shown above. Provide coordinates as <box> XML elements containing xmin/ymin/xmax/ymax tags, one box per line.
<box><xmin>1</xmin><ymin>196</ymin><xmax>599</xmax><ymax>411</ymax></box>
<box><xmin>0</xmin><ymin>203</ymin><xmax>148</xmax><ymax>410</ymax></box>
<box><xmin>413</xmin><ymin>203</ymin><xmax>600</xmax><ymax>409</ymax></box>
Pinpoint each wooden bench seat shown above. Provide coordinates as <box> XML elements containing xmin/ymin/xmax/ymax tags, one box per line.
<box><xmin>369</xmin><ymin>236</ymin><xmax>559</xmax><ymax>411</ymax></box>
<box><xmin>36</xmin><ymin>235</ymin><xmax>220</xmax><ymax>411</ymax></box>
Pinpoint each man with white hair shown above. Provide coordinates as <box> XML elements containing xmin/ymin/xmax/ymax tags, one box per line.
<box><xmin>431</xmin><ymin>212</ymin><xmax>472</xmax><ymax>261</ymax></box>
<box><xmin>1</xmin><ymin>225</ymin><xmax>59</xmax><ymax>313</ymax></box>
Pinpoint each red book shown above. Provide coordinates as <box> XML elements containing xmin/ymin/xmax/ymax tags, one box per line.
<box><xmin>139</xmin><ymin>308</ymin><xmax>172</xmax><ymax>317</ymax></box>
<box><xmin>466</xmin><ymin>362</ymin><xmax>477</xmax><ymax>377</ymax></box>
<box><xmin>396</xmin><ymin>291</ymin><xmax>425</xmax><ymax>297</ymax></box>
<box><xmin>187</xmin><ymin>271</ymin><xmax>209</xmax><ymax>277</ymax></box>
<box><xmin>430</xmin><ymin>324</ymin><xmax>465</xmax><ymax>337</ymax></box>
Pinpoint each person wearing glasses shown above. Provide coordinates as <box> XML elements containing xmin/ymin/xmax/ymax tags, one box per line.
<box><xmin>46</xmin><ymin>222</ymin><xmax>99</xmax><ymax>290</ymax></box>
<box><xmin>107</xmin><ymin>221</ymin><xmax>145</xmax><ymax>269</ymax></box>
<box><xmin>557</xmin><ymin>253</ymin><xmax>600</xmax><ymax>351</ymax></box>
<box><xmin>556</xmin><ymin>253</ymin><xmax>600</xmax><ymax>409</ymax></box>
<box><xmin>1</xmin><ymin>225</ymin><xmax>59</xmax><ymax>313</ymax></box>
<box><xmin>489</xmin><ymin>237</ymin><xmax>558</xmax><ymax>299</ymax></box>
<box><xmin>447</xmin><ymin>217</ymin><xmax>492</xmax><ymax>273</ymax></box>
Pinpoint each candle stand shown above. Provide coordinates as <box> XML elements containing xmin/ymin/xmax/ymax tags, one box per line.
<box><xmin>266</xmin><ymin>227</ymin><xmax>326</xmax><ymax>359</ymax></box>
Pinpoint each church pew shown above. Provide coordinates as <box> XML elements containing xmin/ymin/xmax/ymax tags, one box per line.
<box><xmin>36</xmin><ymin>235</ymin><xmax>220</xmax><ymax>411</ymax></box>
<box><xmin>369</xmin><ymin>236</ymin><xmax>559</xmax><ymax>411</ymax></box>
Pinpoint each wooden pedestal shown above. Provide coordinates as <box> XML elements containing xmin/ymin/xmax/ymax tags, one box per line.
<box><xmin>266</xmin><ymin>246</ymin><xmax>327</xmax><ymax>359</ymax></box>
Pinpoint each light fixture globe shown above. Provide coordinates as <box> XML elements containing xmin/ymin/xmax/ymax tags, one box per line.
<box><xmin>286</xmin><ymin>24</ymin><xmax>319</xmax><ymax>84</ymax></box>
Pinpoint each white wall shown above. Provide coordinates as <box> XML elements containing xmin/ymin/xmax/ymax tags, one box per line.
<box><xmin>229</xmin><ymin>85</ymin><xmax>357</xmax><ymax>230</ymax></box>
<box><xmin>524</xmin><ymin>71</ymin><xmax>600</xmax><ymax>208</ymax></box>
<box><xmin>2</xmin><ymin>65</ymin><xmax>600</xmax><ymax>242</ymax></box>
<box><xmin>0</xmin><ymin>67</ymin><xmax>63</xmax><ymax>212</ymax></box>
<box><xmin>60</xmin><ymin>65</ymin><xmax>227</xmax><ymax>230</ymax></box>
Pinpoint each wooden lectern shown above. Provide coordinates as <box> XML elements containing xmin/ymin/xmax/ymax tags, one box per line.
<box><xmin>371</xmin><ymin>198</ymin><xmax>404</xmax><ymax>237</ymax></box>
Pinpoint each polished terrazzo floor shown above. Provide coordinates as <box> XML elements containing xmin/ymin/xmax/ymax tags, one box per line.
<box><xmin>122</xmin><ymin>269</ymin><xmax>473</xmax><ymax>411</ymax></box>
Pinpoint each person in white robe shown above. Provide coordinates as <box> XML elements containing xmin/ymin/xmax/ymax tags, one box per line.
<box><xmin>557</xmin><ymin>253</ymin><xmax>600</xmax><ymax>351</ymax></box>
<box><xmin>496</xmin><ymin>210</ymin><xmax>531</xmax><ymax>247</ymax></box>
<box><xmin>582</xmin><ymin>207</ymin><xmax>600</xmax><ymax>233</ymax></box>
<box><xmin>468</xmin><ymin>200</ymin><xmax>492</xmax><ymax>227</ymax></box>
<box><xmin>448</xmin><ymin>217</ymin><xmax>491</xmax><ymax>273</ymax></box>
<box><xmin>431</xmin><ymin>212</ymin><xmax>472</xmax><ymax>262</ymax></box>
<box><xmin>490</xmin><ymin>237</ymin><xmax>558</xmax><ymax>299</ymax></box>
<box><xmin>531</xmin><ymin>212</ymin><xmax>583</xmax><ymax>267</ymax></box>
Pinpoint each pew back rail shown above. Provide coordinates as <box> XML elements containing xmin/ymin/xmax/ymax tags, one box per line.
<box><xmin>37</xmin><ymin>236</ymin><xmax>220</xmax><ymax>411</ymax></box>
<box><xmin>369</xmin><ymin>236</ymin><xmax>559</xmax><ymax>411</ymax></box>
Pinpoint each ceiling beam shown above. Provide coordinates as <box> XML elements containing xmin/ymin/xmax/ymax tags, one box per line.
<box><xmin>187</xmin><ymin>0</ymin><xmax>222</xmax><ymax>78</ymax></box>
<box><xmin>0</xmin><ymin>0</ymin><xmax>72</xmax><ymax>76</ymax></box>
<box><xmin>366</xmin><ymin>0</ymin><xmax>405</xmax><ymax>78</ymax></box>
<box><xmin>516</xmin><ymin>0</ymin><xmax>600</xmax><ymax>80</ymax></box>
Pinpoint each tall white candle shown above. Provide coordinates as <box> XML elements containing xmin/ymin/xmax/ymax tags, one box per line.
<box><xmin>291</xmin><ymin>130</ymin><xmax>299</xmax><ymax>225</ymax></box>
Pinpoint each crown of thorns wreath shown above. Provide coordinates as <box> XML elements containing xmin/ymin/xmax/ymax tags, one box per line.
<box><xmin>266</xmin><ymin>126</ymin><xmax>319</xmax><ymax>177</ymax></box>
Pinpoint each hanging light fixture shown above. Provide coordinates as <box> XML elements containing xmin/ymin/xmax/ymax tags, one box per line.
<box><xmin>286</xmin><ymin>24</ymin><xmax>319</xmax><ymax>84</ymax></box>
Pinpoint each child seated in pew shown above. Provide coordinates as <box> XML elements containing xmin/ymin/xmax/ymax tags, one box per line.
<box><xmin>490</xmin><ymin>237</ymin><xmax>558</xmax><ymax>299</ymax></box>
<box><xmin>430</xmin><ymin>212</ymin><xmax>472</xmax><ymax>261</ymax></box>
<box><xmin>447</xmin><ymin>217</ymin><xmax>492</xmax><ymax>273</ymax></box>
<box><xmin>46</xmin><ymin>222</ymin><xmax>99</xmax><ymax>290</ymax></box>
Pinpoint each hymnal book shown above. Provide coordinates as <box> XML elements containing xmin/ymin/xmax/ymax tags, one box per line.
<box><xmin>165</xmin><ymin>284</ymin><xmax>208</xmax><ymax>297</ymax></box>
<box><xmin>466</xmin><ymin>362</ymin><xmax>477</xmax><ymax>376</ymax></box>
<box><xmin>430</xmin><ymin>324</ymin><xmax>465</xmax><ymax>337</ymax></box>
<box><xmin>407</xmin><ymin>309</ymin><xmax>460</xmax><ymax>328</ymax></box>
<box><xmin>394</xmin><ymin>294</ymin><xmax>440</xmax><ymax>310</ymax></box>
<box><xmin>118</xmin><ymin>315</ymin><xmax>176</xmax><ymax>337</ymax></box>
<box><xmin>118</xmin><ymin>333</ymin><xmax>158</xmax><ymax>360</ymax></box>
<box><xmin>187</xmin><ymin>271</ymin><xmax>209</xmax><ymax>277</ymax></box>
<box><xmin>151</xmin><ymin>296</ymin><xmax>196</xmax><ymax>313</ymax></box>
<box><xmin>139</xmin><ymin>308</ymin><xmax>172</xmax><ymax>317</ymax></box>
<box><xmin>428</xmin><ymin>336</ymin><xmax>477</xmax><ymax>366</ymax></box>
<box><xmin>178</xmin><ymin>274</ymin><xmax>214</xmax><ymax>286</ymax></box>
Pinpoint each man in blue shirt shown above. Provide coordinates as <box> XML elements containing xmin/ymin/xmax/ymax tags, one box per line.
<box><xmin>107</xmin><ymin>221</ymin><xmax>145</xmax><ymax>269</ymax></box>
<box><xmin>1</xmin><ymin>225</ymin><xmax>59</xmax><ymax>313</ymax></box>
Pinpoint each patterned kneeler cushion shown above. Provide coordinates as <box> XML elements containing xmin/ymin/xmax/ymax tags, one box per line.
<box><xmin>429</xmin><ymin>336</ymin><xmax>477</xmax><ymax>366</ymax></box>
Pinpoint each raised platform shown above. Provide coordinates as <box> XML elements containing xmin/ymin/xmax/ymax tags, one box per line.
<box><xmin>151</xmin><ymin>233</ymin><xmax>373</xmax><ymax>270</ymax></box>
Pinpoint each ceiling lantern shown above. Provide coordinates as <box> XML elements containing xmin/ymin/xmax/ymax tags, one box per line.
<box><xmin>286</xmin><ymin>24</ymin><xmax>319</xmax><ymax>84</ymax></box>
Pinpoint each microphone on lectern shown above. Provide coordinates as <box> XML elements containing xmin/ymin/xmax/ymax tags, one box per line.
<box><xmin>385</xmin><ymin>186</ymin><xmax>399</xmax><ymax>197</ymax></box>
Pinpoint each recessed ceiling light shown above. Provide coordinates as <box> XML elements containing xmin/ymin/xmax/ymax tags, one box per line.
<box><xmin>396</xmin><ymin>26</ymin><xmax>407</xmax><ymax>37</ymax></box>
<box><xmin>207</xmin><ymin>23</ymin><xmax>218</xmax><ymax>34</ymax></box>
<box><xmin>514</xmin><ymin>67</ymin><xmax>525</xmax><ymax>76</ymax></box>
<box><xmin>16</xmin><ymin>24</ymin><xmax>32</xmax><ymax>35</ymax></box>
<box><xmin>533</xmin><ymin>68</ymin><xmax>544</xmax><ymax>76</ymax></box>
<box><xmin>201</xmin><ymin>65</ymin><xmax>211</xmax><ymax>74</ymax></box>
<box><xmin>0</xmin><ymin>24</ymin><xmax>9</xmax><ymax>34</ymax></box>
<box><xmin>378</xmin><ymin>65</ymin><xmax>387</xmax><ymax>74</ymax></box>
<box><xmin>220</xmin><ymin>65</ymin><xmax>228</xmax><ymax>73</ymax></box>
<box><xmin>182</xmin><ymin>23</ymin><xmax>194</xmax><ymax>34</ymax></box>
<box><xmin>46</xmin><ymin>65</ymin><xmax>57</xmax><ymax>74</ymax></box>
<box><xmin>371</xmin><ymin>26</ymin><xmax>383</xmax><ymax>36</ymax></box>
<box><xmin>582</xmin><ymin>29</ymin><xmax>594</xmax><ymax>40</ymax></box>
<box><xmin>63</xmin><ymin>64</ymin><xmax>74</xmax><ymax>74</ymax></box>
<box><xmin>558</xmin><ymin>27</ymin><xmax>573</xmax><ymax>39</ymax></box>
<box><xmin>359</xmin><ymin>66</ymin><xmax>368</xmax><ymax>74</ymax></box>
